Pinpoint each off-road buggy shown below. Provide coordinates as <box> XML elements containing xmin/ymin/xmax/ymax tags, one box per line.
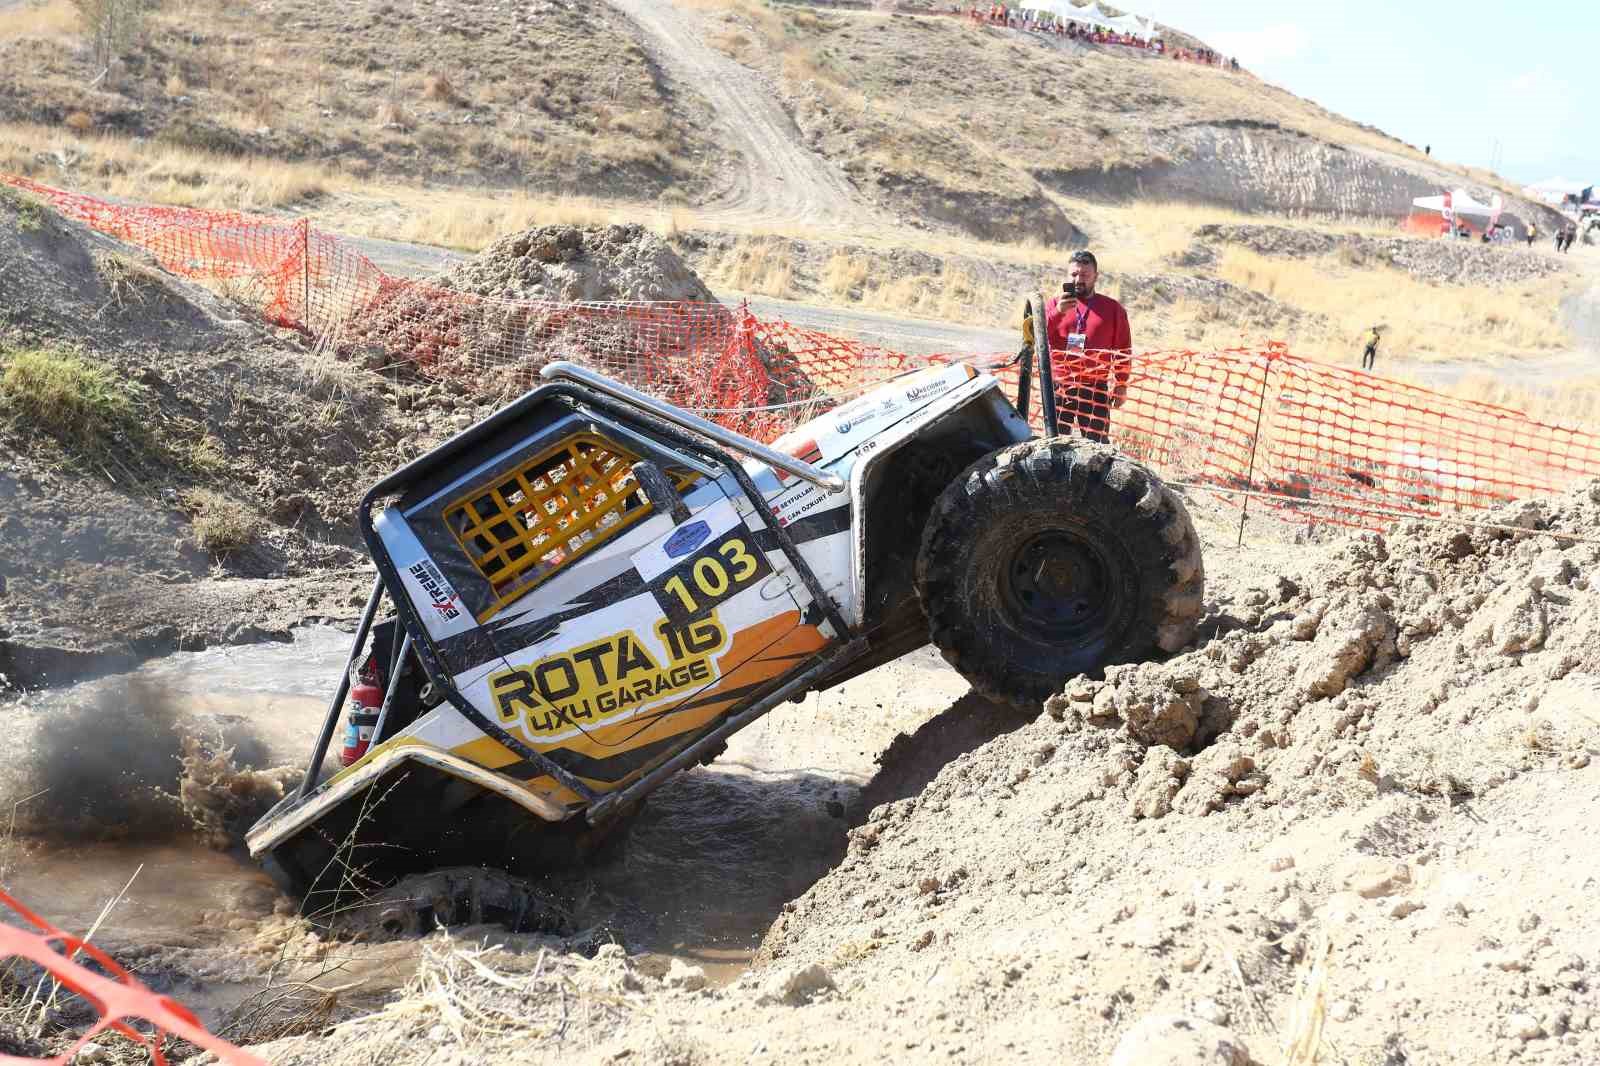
<box><xmin>248</xmin><ymin>296</ymin><xmax>1204</xmax><ymax>912</ymax></box>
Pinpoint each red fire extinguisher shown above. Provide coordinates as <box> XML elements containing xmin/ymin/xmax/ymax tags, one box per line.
<box><xmin>340</xmin><ymin>655</ymin><xmax>385</xmax><ymax>766</ymax></box>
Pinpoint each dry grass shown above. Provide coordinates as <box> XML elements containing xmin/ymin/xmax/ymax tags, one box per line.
<box><xmin>1282</xmin><ymin>931</ymin><xmax>1330</xmax><ymax>1065</ymax></box>
<box><xmin>1419</xmin><ymin>373</ymin><xmax>1600</xmax><ymax>429</ymax></box>
<box><xmin>1</xmin><ymin>122</ymin><xmax>329</xmax><ymax>210</ymax></box>
<box><xmin>0</xmin><ymin>0</ymin><xmax>78</xmax><ymax>37</ymax></box>
<box><xmin>1082</xmin><ymin>198</ymin><xmax>1400</xmax><ymax>273</ymax></box>
<box><xmin>1216</xmin><ymin>246</ymin><xmax>1571</xmax><ymax>359</ymax></box>
<box><xmin>822</xmin><ymin>250</ymin><xmax>1012</xmax><ymax>324</ymax></box>
<box><xmin>698</xmin><ymin>236</ymin><xmax>795</xmax><ymax>298</ymax></box>
<box><xmin>180</xmin><ymin>487</ymin><xmax>263</xmax><ymax>554</ymax></box>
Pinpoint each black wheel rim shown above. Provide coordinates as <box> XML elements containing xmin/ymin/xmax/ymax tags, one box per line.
<box><xmin>997</xmin><ymin>530</ymin><xmax>1122</xmax><ymax>643</ymax></box>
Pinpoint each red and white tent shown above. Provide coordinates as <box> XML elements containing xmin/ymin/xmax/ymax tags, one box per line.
<box><xmin>1404</xmin><ymin>189</ymin><xmax>1504</xmax><ymax>236</ymax></box>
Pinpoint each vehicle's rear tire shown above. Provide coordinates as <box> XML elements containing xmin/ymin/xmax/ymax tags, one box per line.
<box><xmin>915</xmin><ymin>437</ymin><xmax>1203</xmax><ymax>709</ymax></box>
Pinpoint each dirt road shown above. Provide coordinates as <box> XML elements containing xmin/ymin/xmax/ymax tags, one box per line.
<box><xmin>1560</xmin><ymin>249</ymin><xmax>1600</xmax><ymax>354</ymax></box>
<box><xmin>736</xmin><ymin>291</ymin><xmax>1016</xmax><ymax>356</ymax></box>
<box><xmin>602</xmin><ymin>0</ymin><xmax>876</xmax><ymax>232</ymax></box>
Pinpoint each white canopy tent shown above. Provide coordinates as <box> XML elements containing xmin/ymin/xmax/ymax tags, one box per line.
<box><xmin>1522</xmin><ymin>177</ymin><xmax>1593</xmax><ymax>206</ymax></box>
<box><xmin>1081</xmin><ymin>3</ymin><xmax>1154</xmax><ymax>35</ymax></box>
<box><xmin>1411</xmin><ymin>189</ymin><xmax>1506</xmax><ymax>237</ymax></box>
<box><xmin>1016</xmin><ymin>0</ymin><xmax>1154</xmax><ymax>35</ymax></box>
<box><xmin>1016</xmin><ymin>0</ymin><xmax>1105</xmax><ymax>28</ymax></box>
<box><xmin>1411</xmin><ymin>189</ymin><xmax>1502</xmax><ymax>220</ymax></box>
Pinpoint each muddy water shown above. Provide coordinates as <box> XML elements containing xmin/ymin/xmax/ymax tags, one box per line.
<box><xmin>2</xmin><ymin>626</ymin><xmax>975</xmax><ymax>996</ymax></box>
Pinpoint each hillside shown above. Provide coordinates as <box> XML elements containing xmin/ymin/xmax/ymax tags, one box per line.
<box><xmin>705</xmin><ymin>4</ymin><xmax>1561</xmax><ymax>235</ymax></box>
<box><xmin>2</xmin><ymin>0</ymin><xmax>1585</xmax><ymax>378</ymax></box>
<box><xmin>0</xmin><ymin>0</ymin><xmax>1565</xmax><ymax>238</ymax></box>
<box><xmin>0</xmin><ymin>0</ymin><xmax>726</xmax><ymax>201</ymax></box>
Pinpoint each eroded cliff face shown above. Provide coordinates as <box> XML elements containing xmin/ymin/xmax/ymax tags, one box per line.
<box><xmin>1038</xmin><ymin>122</ymin><xmax>1566</xmax><ymax>230</ymax></box>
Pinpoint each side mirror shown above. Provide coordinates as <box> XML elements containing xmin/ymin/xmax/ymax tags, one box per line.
<box><xmin>630</xmin><ymin>459</ymin><xmax>691</xmax><ymax>525</ymax></box>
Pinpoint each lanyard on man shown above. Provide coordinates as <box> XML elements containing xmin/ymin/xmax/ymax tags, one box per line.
<box><xmin>1067</xmin><ymin>298</ymin><xmax>1089</xmax><ymax>353</ymax></box>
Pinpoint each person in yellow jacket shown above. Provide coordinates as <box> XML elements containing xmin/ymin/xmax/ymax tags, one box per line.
<box><xmin>1361</xmin><ymin>326</ymin><xmax>1380</xmax><ymax>371</ymax></box>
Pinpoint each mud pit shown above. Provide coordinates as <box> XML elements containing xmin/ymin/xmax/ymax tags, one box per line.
<box><xmin>0</xmin><ymin>627</ymin><xmax>985</xmax><ymax>1028</ymax></box>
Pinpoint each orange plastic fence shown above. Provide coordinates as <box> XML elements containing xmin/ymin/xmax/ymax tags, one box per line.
<box><xmin>4</xmin><ymin>174</ymin><xmax>1599</xmax><ymax>531</ymax></box>
<box><xmin>0</xmin><ymin>890</ymin><xmax>261</xmax><ymax>1065</ymax></box>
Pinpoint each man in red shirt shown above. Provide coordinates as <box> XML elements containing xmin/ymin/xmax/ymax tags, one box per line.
<box><xmin>1034</xmin><ymin>250</ymin><xmax>1131</xmax><ymax>443</ymax></box>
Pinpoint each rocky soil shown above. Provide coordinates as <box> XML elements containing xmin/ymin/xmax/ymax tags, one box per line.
<box><xmin>1194</xmin><ymin>223</ymin><xmax>1571</xmax><ymax>287</ymax></box>
<box><xmin>248</xmin><ymin>480</ymin><xmax>1600</xmax><ymax>1066</ymax></box>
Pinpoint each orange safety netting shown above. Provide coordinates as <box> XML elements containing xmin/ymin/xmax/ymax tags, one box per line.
<box><xmin>4</xmin><ymin>174</ymin><xmax>1599</xmax><ymax>531</ymax></box>
<box><xmin>0</xmin><ymin>890</ymin><xmax>261</xmax><ymax>1065</ymax></box>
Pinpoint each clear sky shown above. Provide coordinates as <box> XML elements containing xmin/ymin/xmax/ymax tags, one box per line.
<box><xmin>1143</xmin><ymin>0</ymin><xmax>1597</xmax><ymax>187</ymax></box>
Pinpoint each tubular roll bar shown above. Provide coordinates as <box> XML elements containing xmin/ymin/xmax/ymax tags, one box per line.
<box><xmin>297</xmin><ymin>576</ymin><xmax>384</xmax><ymax>800</ymax></box>
<box><xmin>1027</xmin><ymin>292</ymin><xmax>1060</xmax><ymax>438</ymax></box>
<box><xmin>289</xmin><ymin>369</ymin><xmax>861</xmax><ymax>815</ymax></box>
<box><xmin>540</xmin><ymin>361</ymin><xmax>847</xmax><ymax>493</ymax></box>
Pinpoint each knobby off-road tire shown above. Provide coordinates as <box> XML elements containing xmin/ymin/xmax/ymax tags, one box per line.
<box><xmin>915</xmin><ymin>438</ymin><xmax>1204</xmax><ymax>709</ymax></box>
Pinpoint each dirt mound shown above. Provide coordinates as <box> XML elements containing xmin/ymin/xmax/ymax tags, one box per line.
<box><xmin>347</xmin><ymin>225</ymin><xmax>823</xmax><ymax>410</ymax></box>
<box><xmin>1195</xmin><ymin>223</ymin><xmax>1569</xmax><ymax>287</ymax></box>
<box><xmin>745</xmin><ymin>484</ymin><xmax>1600</xmax><ymax>1063</ymax></box>
<box><xmin>437</xmin><ymin>223</ymin><xmax>717</xmax><ymax>304</ymax></box>
<box><xmin>346</xmin><ymin>223</ymin><xmax>720</xmax><ymax>383</ymax></box>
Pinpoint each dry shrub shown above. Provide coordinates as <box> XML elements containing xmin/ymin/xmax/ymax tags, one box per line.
<box><xmin>93</xmin><ymin>250</ymin><xmax>169</xmax><ymax>310</ymax></box>
<box><xmin>180</xmin><ymin>487</ymin><xmax>264</xmax><ymax>554</ymax></box>
<box><xmin>422</xmin><ymin>72</ymin><xmax>462</xmax><ymax>105</ymax></box>
<box><xmin>379</xmin><ymin>99</ymin><xmax>411</xmax><ymax>130</ymax></box>
<box><xmin>164</xmin><ymin>72</ymin><xmax>185</xmax><ymax>96</ymax></box>
<box><xmin>63</xmin><ymin>110</ymin><xmax>94</xmax><ymax>134</ymax></box>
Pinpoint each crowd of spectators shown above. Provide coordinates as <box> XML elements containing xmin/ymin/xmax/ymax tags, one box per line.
<box><xmin>965</xmin><ymin>5</ymin><xmax>1242</xmax><ymax>70</ymax></box>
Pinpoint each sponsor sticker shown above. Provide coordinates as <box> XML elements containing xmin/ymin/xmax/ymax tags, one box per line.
<box><xmin>769</xmin><ymin>482</ymin><xmax>839</xmax><ymax>528</ymax></box>
<box><xmin>632</xmin><ymin>497</ymin><xmax>740</xmax><ymax>582</ymax></box>
<box><xmin>488</xmin><ymin>614</ymin><xmax>730</xmax><ymax>740</ymax></box>
<box><xmin>762</xmin><ymin>363</ymin><xmax>976</xmax><ymax>487</ymax></box>
<box><xmin>377</xmin><ymin>509</ymin><xmax>477</xmax><ymax>639</ymax></box>
<box><xmin>408</xmin><ymin>558</ymin><xmax>463</xmax><ymax>622</ymax></box>
<box><xmin>664</xmin><ymin>520</ymin><xmax>712</xmax><ymax>559</ymax></box>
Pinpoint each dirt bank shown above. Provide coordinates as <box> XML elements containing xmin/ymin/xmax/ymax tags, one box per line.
<box><xmin>247</xmin><ymin>482</ymin><xmax>1598</xmax><ymax>1065</ymax></box>
<box><xmin>0</xmin><ymin>190</ymin><xmax>471</xmax><ymax>687</ymax></box>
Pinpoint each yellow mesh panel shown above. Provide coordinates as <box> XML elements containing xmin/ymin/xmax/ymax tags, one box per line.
<box><xmin>444</xmin><ymin>433</ymin><xmax>691</xmax><ymax>620</ymax></box>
